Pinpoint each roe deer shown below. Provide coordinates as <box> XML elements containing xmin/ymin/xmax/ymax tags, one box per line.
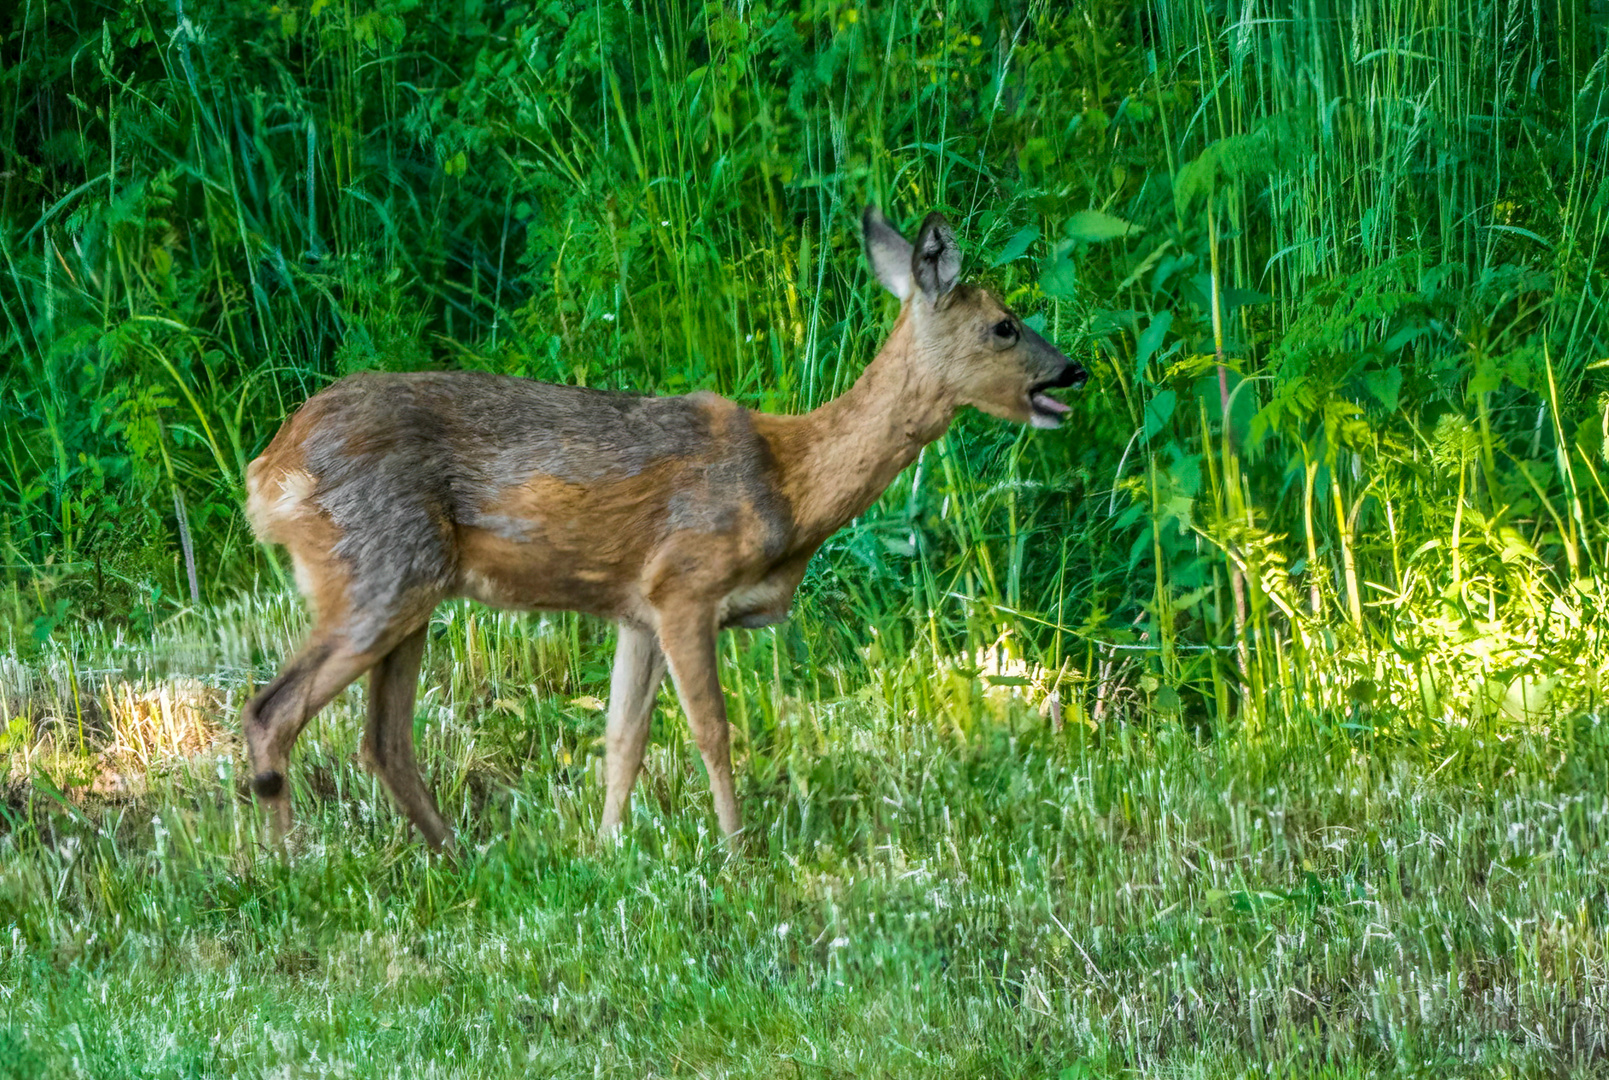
<box><xmin>241</xmin><ymin>208</ymin><xmax>1086</xmax><ymax>851</ymax></box>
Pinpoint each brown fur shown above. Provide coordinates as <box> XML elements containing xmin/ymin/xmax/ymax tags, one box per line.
<box><xmin>240</xmin><ymin>208</ymin><xmax>1086</xmax><ymax>851</ymax></box>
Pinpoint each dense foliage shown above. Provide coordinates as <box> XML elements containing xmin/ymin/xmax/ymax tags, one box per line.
<box><xmin>3</xmin><ymin>0</ymin><xmax>1607</xmax><ymax>730</ymax></box>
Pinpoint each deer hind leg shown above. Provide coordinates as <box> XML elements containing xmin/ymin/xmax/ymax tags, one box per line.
<box><xmin>242</xmin><ymin>630</ymin><xmax>397</xmax><ymax>844</ymax></box>
<box><xmin>599</xmin><ymin>621</ymin><xmax>668</xmax><ymax>837</ymax></box>
<box><xmin>359</xmin><ymin>624</ymin><xmax>453</xmax><ymax>852</ymax></box>
<box><xmin>243</xmin><ymin>570</ymin><xmax>439</xmax><ymax>847</ymax></box>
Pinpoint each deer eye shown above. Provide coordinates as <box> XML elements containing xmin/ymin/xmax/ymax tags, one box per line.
<box><xmin>993</xmin><ymin>319</ymin><xmax>1017</xmax><ymax>341</ymax></box>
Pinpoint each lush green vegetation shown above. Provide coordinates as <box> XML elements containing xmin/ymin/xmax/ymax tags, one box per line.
<box><xmin>3</xmin><ymin>0</ymin><xmax>1608</xmax><ymax>1074</ymax></box>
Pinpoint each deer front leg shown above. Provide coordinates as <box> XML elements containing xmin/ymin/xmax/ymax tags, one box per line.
<box><xmin>599</xmin><ymin>621</ymin><xmax>668</xmax><ymax>837</ymax></box>
<box><xmin>655</xmin><ymin>603</ymin><xmax>742</xmax><ymax>838</ymax></box>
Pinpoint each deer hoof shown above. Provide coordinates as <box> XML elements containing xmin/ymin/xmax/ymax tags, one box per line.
<box><xmin>251</xmin><ymin>770</ymin><xmax>285</xmax><ymax>798</ymax></box>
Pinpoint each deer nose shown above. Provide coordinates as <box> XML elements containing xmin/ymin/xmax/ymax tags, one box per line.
<box><xmin>1046</xmin><ymin>361</ymin><xmax>1088</xmax><ymax>389</ymax></box>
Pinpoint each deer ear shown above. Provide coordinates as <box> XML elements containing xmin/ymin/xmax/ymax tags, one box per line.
<box><xmin>863</xmin><ymin>206</ymin><xmax>914</xmax><ymax>301</ymax></box>
<box><xmin>911</xmin><ymin>212</ymin><xmax>961</xmax><ymax>303</ymax></box>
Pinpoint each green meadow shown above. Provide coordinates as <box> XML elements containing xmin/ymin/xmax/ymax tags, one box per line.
<box><xmin>2</xmin><ymin>1</ymin><xmax>1607</xmax><ymax>1075</ymax></box>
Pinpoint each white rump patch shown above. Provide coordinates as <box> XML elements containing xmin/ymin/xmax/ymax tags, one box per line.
<box><xmin>246</xmin><ymin>466</ymin><xmax>318</xmax><ymax>540</ymax></box>
<box><xmin>273</xmin><ymin>469</ymin><xmax>317</xmax><ymax>515</ymax></box>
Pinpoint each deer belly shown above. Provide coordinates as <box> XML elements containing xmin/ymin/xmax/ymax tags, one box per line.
<box><xmin>454</xmin><ymin>522</ymin><xmax>636</xmax><ymax>616</ymax></box>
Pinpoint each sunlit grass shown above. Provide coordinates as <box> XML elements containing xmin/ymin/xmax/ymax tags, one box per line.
<box><xmin>3</xmin><ymin>597</ymin><xmax>1609</xmax><ymax>1076</ymax></box>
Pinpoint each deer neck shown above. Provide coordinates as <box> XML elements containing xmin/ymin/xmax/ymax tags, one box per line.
<box><xmin>774</xmin><ymin>312</ymin><xmax>956</xmax><ymax>545</ymax></box>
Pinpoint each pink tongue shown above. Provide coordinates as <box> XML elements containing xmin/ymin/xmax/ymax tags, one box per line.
<box><xmin>1031</xmin><ymin>392</ymin><xmax>1070</xmax><ymax>414</ymax></box>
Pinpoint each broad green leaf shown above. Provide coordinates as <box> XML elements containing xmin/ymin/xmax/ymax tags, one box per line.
<box><xmin>989</xmin><ymin>224</ymin><xmax>1040</xmax><ymax>267</ymax></box>
<box><xmin>1363</xmin><ymin>366</ymin><xmax>1404</xmax><ymax>410</ymax></box>
<box><xmin>1168</xmin><ymin>450</ymin><xmax>1201</xmax><ymax>497</ymax></box>
<box><xmin>1467</xmin><ymin>357</ymin><xmax>1503</xmax><ymax>398</ymax></box>
<box><xmin>1143</xmin><ymin>388</ymin><xmax>1176</xmax><ymax>440</ymax></box>
<box><xmin>1173</xmin><ymin>112</ymin><xmax>1308</xmax><ymax>215</ymax></box>
<box><xmin>1346</xmin><ymin>679</ymin><xmax>1378</xmax><ymax>705</ymax></box>
<box><xmin>1159</xmin><ymin>492</ymin><xmax>1194</xmax><ymax>531</ymax></box>
<box><xmin>1220</xmin><ymin>287</ymin><xmax>1271</xmax><ymax>311</ymax></box>
<box><xmin>1040</xmin><ymin>244</ymin><xmax>1078</xmax><ymax>299</ymax></box>
<box><xmin>1134</xmin><ymin>311</ymin><xmax>1172</xmax><ymax>381</ymax></box>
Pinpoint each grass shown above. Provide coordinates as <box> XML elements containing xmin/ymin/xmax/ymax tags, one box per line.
<box><xmin>3</xmin><ymin>597</ymin><xmax>1609</xmax><ymax>1077</ymax></box>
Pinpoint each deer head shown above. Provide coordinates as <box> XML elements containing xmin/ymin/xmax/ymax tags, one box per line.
<box><xmin>863</xmin><ymin>206</ymin><xmax>1087</xmax><ymax>429</ymax></box>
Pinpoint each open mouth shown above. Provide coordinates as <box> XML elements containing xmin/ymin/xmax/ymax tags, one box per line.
<box><xmin>1027</xmin><ymin>385</ymin><xmax>1073</xmax><ymax>429</ymax></box>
